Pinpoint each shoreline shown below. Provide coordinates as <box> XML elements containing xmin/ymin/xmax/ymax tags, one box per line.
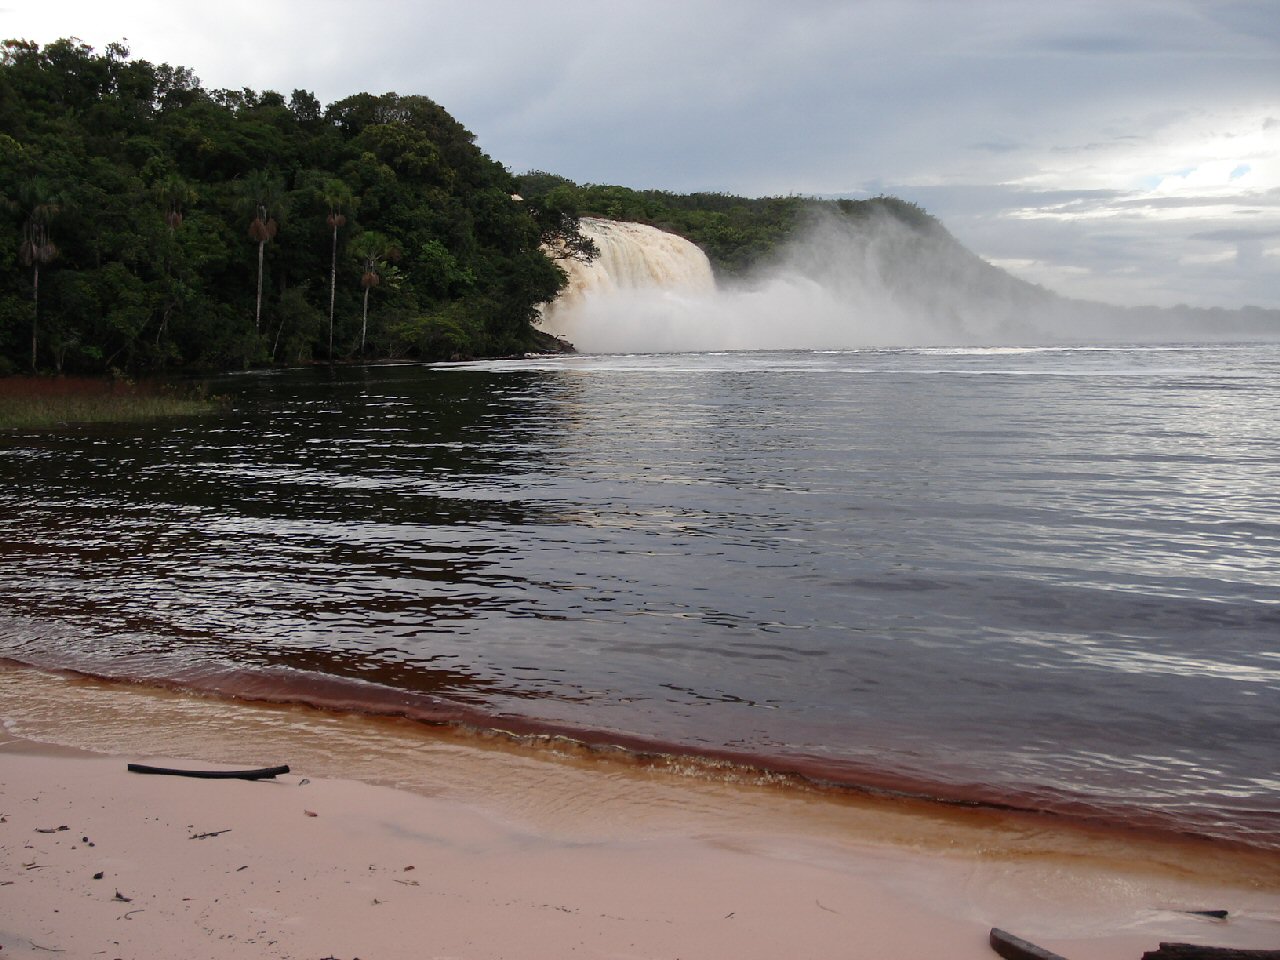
<box><xmin>3</xmin><ymin>664</ymin><xmax>1279</xmax><ymax>959</ymax></box>
<box><xmin>3</xmin><ymin>652</ymin><xmax>1275</xmax><ymax>856</ymax></box>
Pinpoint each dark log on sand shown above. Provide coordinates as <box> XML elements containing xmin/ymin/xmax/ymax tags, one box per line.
<box><xmin>990</xmin><ymin>928</ymin><xmax>1071</xmax><ymax>960</ymax></box>
<box><xmin>127</xmin><ymin>763</ymin><xmax>290</xmax><ymax>780</ymax></box>
<box><xmin>1143</xmin><ymin>947</ymin><xmax>1280</xmax><ymax>960</ymax></box>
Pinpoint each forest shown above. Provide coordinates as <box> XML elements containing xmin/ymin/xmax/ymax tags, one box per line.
<box><xmin>0</xmin><ymin>38</ymin><xmax>593</xmax><ymax>375</ymax></box>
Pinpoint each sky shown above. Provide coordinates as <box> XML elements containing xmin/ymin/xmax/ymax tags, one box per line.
<box><xmin>4</xmin><ymin>0</ymin><xmax>1279</xmax><ymax>310</ymax></box>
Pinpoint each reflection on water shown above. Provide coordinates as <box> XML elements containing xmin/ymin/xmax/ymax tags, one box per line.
<box><xmin>1</xmin><ymin>345</ymin><xmax>1278</xmax><ymax>847</ymax></box>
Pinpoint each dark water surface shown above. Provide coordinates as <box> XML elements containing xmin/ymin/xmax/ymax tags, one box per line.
<box><xmin>2</xmin><ymin>344</ymin><xmax>1277</xmax><ymax>847</ymax></box>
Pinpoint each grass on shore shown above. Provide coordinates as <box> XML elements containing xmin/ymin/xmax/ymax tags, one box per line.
<box><xmin>0</xmin><ymin>377</ymin><xmax>221</xmax><ymax>430</ymax></box>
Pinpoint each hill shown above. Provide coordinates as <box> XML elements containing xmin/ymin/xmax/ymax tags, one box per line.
<box><xmin>519</xmin><ymin>172</ymin><xmax>1280</xmax><ymax>345</ymax></box>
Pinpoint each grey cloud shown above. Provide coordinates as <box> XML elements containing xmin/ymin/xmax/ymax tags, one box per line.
<box><xmin>1036</xmin><ymin>33</ymin><xmax>1153</xmax><ymax>55</ymax></box>
<box><xmin>1113</xmin><ymin>194</ymin><xmax>1280</xmax><ymax>210</ymax></box>
<box><xmin>1190</xmin><ymin>227</ymin><xmax>1280</xmax><ymax>242</ymax></box>
<box><xmin>1200</xmin><ymin>0</ymin><xmax>1280</xmax><ymax>44</ymax></box>
<box><xmin>876</xmin><ymin>185</ymin><xmax>1126</xmax><ymax>217</ymax></box>
<box><xmin>1052</xmin><ymin>135</ymin><xmax>1147</xmax><ymax>154</ymax></box>
<box><xmin>969</xmin><ymin>140</ymin><xmax>1022</xmax><ymax>154</ymax></box>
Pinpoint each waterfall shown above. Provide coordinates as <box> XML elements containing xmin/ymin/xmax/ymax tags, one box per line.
<box><xmin>539</xmin><ymin>218</ymin><xmax>716</xmax><ymax>348</ymax></box>
<box><xmin>534</xmin><ymin>209</ymin><xmax>1269</xmax><ymax>354</ymax></box>
<box><xmin>538</xmin><ymin>210</ymin><xmax>1130</xmax><ymax>353</ymax></box>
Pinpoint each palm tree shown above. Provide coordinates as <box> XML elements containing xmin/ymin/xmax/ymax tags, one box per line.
<box><xmin>153</xmin><ymin>174</ymin><xmax>195</xmax><ymax>347</ymax></box>
<box><xmin>239</xmin><ymin>173</ymin><xmax>282</xmax><ymax>333</ymax></box>
<box><xmin>18</xmin><ymin>191</ymin><xmax>60</xmax><ymax>373</ymax></box>
<box><xmin>348</xmin><ymin>231</ymin><xmax>399</xmax><ymax>358</ymax></box>
<box><xmin>157</xmin><ymin>173</ymin><xmax>194</xmax><ymax>232</ymax></box>
<box><xmin>321</xmin><ymin>180</ymin><xmax>353</xmax><ymax>364</ymax></box>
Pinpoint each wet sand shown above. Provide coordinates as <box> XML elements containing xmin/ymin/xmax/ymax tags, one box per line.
<box><xmin>2</xmin><ymin>665</ymin><xmax>1278</xmax><ymax>959</ymax></box>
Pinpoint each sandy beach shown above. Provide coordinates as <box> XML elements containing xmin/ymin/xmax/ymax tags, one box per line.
<box><xmin>3</xmin><ymin>666</ymin><xmax>1278</xmax><ymax>959</ymax></box>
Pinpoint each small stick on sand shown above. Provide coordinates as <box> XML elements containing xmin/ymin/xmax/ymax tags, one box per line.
<box><xmin>1142</xmin><ymin>946</ymin><xmax>1280</xmax><ymax>960</ymax></box>
<box><xmin>127</xmin><ymin>763</ymin><xmax>289</xmax><ymax>780</ymax></box>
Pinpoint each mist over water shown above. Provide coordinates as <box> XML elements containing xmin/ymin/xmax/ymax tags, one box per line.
<box><xmin>540</xmin><ymin>211</ymin><xmax>1279</xmax><ymax>352</ymax></box>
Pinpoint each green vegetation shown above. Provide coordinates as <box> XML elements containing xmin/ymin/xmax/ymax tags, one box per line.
<box><xmin>0</xmin><ymin>376</ymin><xmax>220</xmax><ymax>429</ymax></box>
<box><xmin>0</xmin><ymin>39</ymin><xmax>585</xmax><ymax>376</ymax></box>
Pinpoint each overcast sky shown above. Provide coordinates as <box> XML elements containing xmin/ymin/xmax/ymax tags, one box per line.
<box><xmin>5</xmin><ymin>0</ymin><xmax>1278</xmax><ymax>309</ymax></box>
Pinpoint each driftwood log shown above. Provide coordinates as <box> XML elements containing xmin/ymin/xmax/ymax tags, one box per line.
<box><xmin>127</xmin><ymin>763</ymin><xmax>290</xmax><ymax>780</ymax></box>
<box><xmin>1142</xmin><ymin>947</ymin><xmax>1280</xmax><ymax>960</ymax></box>
<box><xmin>992</xmin><ymin>927</ymin><xmax>1280</xmax><ymax>960</ymax></box>
<box><xmin>990</xmin><ymin>928</ymin><xmax>1070</xmax><ymax>960</ymax></box>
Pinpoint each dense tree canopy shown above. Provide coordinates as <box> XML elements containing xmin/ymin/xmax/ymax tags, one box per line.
<box><xmin>0</xmin><ymin>39</ymin><xmax>577</xmax><ymax>375</ymax></box>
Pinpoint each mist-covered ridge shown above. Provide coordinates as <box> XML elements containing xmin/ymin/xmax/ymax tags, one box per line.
<box><xmin>521</xmin><ymin>172</ymin><xmax>1280</xmax><ymax>351</ymax></box>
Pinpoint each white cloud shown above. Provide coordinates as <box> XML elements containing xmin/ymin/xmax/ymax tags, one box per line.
<box><xmin>1180</xmin><ymin>250</ymin><xmax>1238</xmax><ymax>266</ymax></box>
<box><xmin>1006</xmin><ymin>109</ymin><xmax>1279</xmax><ymax>195</ymax></box>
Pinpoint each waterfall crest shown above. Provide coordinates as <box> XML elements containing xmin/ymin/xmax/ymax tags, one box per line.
<box><xmin>539</xmin><ymin>218</ymin><xmax>715</xmax><ymax>346</ymax></box>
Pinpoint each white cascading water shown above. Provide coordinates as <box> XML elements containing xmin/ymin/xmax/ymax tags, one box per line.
<box><xmin>539</xmin><ymin>218</ymin><xmax>716</xmax><ymax>350</ymax></box>
<box><xmin>538</xmin><ymin>209</ymin><xmax>1205</xmax><ymax>353</ymax></box>
<box><xmin>537</xmin><ymin>212</ymin><xmax>961</xmax><ymax>353</ymax></box>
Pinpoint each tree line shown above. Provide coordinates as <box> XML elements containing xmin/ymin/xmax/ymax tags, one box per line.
<box><xmin>515</xmin><ymin>170</ymin><xmax>939</xmax><ymax>279</ymax></box>
<box><xmin>0</xmin><ymin>39</ymin><xmax>591</xmax><ymax>376</ymax></box>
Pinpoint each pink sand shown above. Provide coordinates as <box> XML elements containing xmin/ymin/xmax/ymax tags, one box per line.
<box><xmin>2</xmin><ymin>668</ymin><xmax>1278</xmax><ymax>959</ymax></box>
